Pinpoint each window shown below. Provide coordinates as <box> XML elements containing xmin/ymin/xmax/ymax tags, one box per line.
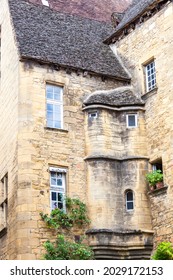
<box><xmin>0</xmin><ymin>174</ymin><xmax>8</xmax><ymax>233</ymax></box>
<box><xmin>88</xmin><ymin>111</ymin><xmax>98</xmax><ymax>119</ymax></box>
<box><xmin>126</xmin><ymin>114</ymin><xmax>137</xmax><ymax>128</ymax></box>
<box><xmin>49</xmin><ymin>167</ymin><xmax>66</xmax><ymax>211</ymax></box>
<box><xmin>126</xmin><ymin>190</ymin><xmax>134</xmax><ymax>211</ymax></box>
<box><xmin>145</xmin><ymin>61</ymin><xmax>156</xmax><ymax>92</ymax></box>
<box><xmin>46</xmin><ymin>84</ymin><xmax>63</xmax><ymax>129</ymax></box>
<box><xmin>152</xmin><ymin>158</ymin><xmax>163</xmax><ymax>172</ymax></box>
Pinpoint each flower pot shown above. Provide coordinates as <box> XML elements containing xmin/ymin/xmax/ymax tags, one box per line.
<box><xmin>150</xmin><ymin>185</ymin><xmax>156</xmax><ymax>191</ymax></box>
<box><xmin>156</xmin><ymin>181</ymin><xmax>164</xmax><ymax>189</ymax></box>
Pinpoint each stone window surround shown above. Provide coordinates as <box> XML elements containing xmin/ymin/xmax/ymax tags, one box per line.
<box><xmin>46</xmin><ymin>83</ymin><xmax>64</xmax><ymax>130</ymax></box>
<box><xmin>125</xmin><ymin>189</ymin><xmax>134</xmax><ymax>212</ymax></box>
<box><xmin>49</xmin><ymin>166</ymin><xmax>67</xmax><ymax>212</ymax></box>
<box><xmin>126</xmin><ymin>113</ymin><xmax>138</xmax><ymax>128</ymax></box>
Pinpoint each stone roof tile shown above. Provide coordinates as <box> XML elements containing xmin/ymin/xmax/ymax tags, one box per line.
<box><xmin>83</xmin><ymin>86</ymin><xmax>144</xmax><ymax>107</ymax></box>
<box><xmin>9</xmin><ymin>0</ymin><xmax>130</xmax><ymax>80</ymax></box>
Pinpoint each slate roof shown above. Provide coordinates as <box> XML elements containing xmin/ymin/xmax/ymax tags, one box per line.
<box><xmin>115</xmin><ymin>0</ymin><xmax>156</xmax><ymax>32</ymax></box>
<box><xmin>83</xmin><ymin>86</ymin><xmax>144</xmax><ymax>107</ymax></box>
<box><xmin>8</xmin><ymin>0</ymin><xmax>130</xmax><ymax>80</ymax></box>
<box><xmin>105</xmin><ymin>0</ymin><xmax>164</xmax><ymax>42</ymax></box>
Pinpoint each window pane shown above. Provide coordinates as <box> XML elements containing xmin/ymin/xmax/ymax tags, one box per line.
<box><xmin>47</xmin><ymin>103</ymin><xmax>53</xmax><ymax>111</ymax></box>
<box><xmin>57</xmin><ymin>179</ymin><xmax>62</xmax><ymax>186</ymax></box>
<box><xmin>128</xmin><ymin>115</ymin><xmax>136</xmax><ymax>127</ymax></box>
<box><xmin>51</xmin><ymin>192</ymin><xmax>57</xmax><ymax>201</ymax></box>
<box><xmin>54</xmin><ymin>121</ymin><xmax>61</xmax><ymax>128</ymax></box>
<box><xmin>127</xmin><ymin>202</ymin><xmax>134</xmax><ymax>210</ymax></box>
<box><xmin>47</xmin><ymin>120</ymin><xmax>53</xmax><ymax>127</ymax></box>
<box><xmin>58</xmin><ymin>202</ymin><xmax>63</xmax><ymax>210</ymax></box>
<box><xmin>58</xmin><ymin>193</ymin><xmax>63</xmax><ymax>202</ymax></box>
<box><xmin>51</xmin><ymin>178</ymin><xmax>56</xmax><ymax>185</ymax></box>
<box><xmin>127</xmin><ymin>191</ymin><xmax>133</xmax><ymax>201</ymax></box>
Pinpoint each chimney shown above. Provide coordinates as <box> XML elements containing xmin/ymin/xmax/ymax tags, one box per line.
<box><xmin>41</xmin><ymin>0</ymin><xmax>49</xmax><ymax>6</ymax></box>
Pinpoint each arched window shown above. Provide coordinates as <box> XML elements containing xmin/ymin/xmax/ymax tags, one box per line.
<box><xmin>126</xmin><ymin>190</ymin><xmax>134</xmax><ymax>211</ymax></box>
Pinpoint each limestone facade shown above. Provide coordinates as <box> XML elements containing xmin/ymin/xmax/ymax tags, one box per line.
<box><xmin>1</xmin><ymin>0</ymin><xmax>173</xmax><ymax>260</ymax></box>
<box><xmin>112</xmin><ymin>1</ymin><xmax>173</xmax><ymax>248</ymax></box>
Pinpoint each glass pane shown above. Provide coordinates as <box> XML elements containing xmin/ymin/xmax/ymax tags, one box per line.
<box><xmin>52</xmin><ymin>201</ymin><xmax>58</xmax><ymax>209</ymax></box>
<box><xmin>47</xmin><ymin>111</ymin><xmax>53</xmax><ymax>120</ymax></box>
<box><xmin>127</xmin><ymin>202</ymin><xmax>134</xmax><ymax>210</ymax></box>
<box><xmin>51</xmin><ymin>178</ymin><xmax>56</xmax><ymax>185</ymax></box>
<box><xmin>47</xmin><ymin>104</ymin><xmax>53</xmax><ymax>111</ymax></box>
<box><xmin>127</xmin><ymin>191</ymin><xmax>133</xmax><ymax>201</ymax></box>
<box><xmin>54</xmin><ymin>105</ymin><xmax>61</xmax><ymax>113</ymax></box>
<box><xmin>47</xmin><ymin>92</ymin><xmax>53</xmax><ymax>99</ymax></box>
<box><xmin>57</xmin><ymin>179</ymin><xmax>62</xmax><ymax>186</ymax></box>
<box><xmin>128</xmin><ymin>115</ymin><xmax>136</xmax><ymax>127</ymax></box>
<box><xmin>58</xmin><ymin>202</ymin><xmax>63</xmax><ymax>210</ymax></box>
<box><xmin>47</xmin><ymin>119</ymin><xmax>53</xmax><ymax>127</ymax></box>
<box><xmin>58</xmin><ymin>193</ymin><xmax>63</xmax><ymax>202</ymax></box>
<box><xmin>51</xmin><ymin>192</ymin><xmax>57</xmax><ymax>201</ymax></box>
<box><xmin>54</xmin><ymin>121</ymin><xmax>61</xmax><ymax>128</ymax></box>
<box><xmin>54</xmin><ymin>92</ymin><xmax>61</xmax><ymax>101</ymax></box>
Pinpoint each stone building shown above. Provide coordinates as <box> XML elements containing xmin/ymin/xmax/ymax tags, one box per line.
<box><xmin>0</xmin><ymin>0</ymin><xmax>172</xmax><ymax>260</ymax></box>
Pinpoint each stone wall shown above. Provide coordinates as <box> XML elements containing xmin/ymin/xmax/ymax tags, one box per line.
<box><xmin>84</xmin><ymin>107</ymin><xmax>152</xmax><ymax>231</ymax></box>
<box><xmin>9</xmin><ymin>59</ymin><xmax>124</xmax><ymax>260</ymax></box>
<box><xmin>114</xmin><ymin>2</ymin><xmax>173</xmax><ymax>247</ymax></box>
<box><xmin>0</xmin><ymin>0</ymin><xmax>20</xmax><ymax>259</ymax></box>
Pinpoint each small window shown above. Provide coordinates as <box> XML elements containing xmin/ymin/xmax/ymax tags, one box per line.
<box><xmin>49</xmin><ymin>168</ymin><xmax>66</xmax><ymax>211</ymax></box>
<box><xmin>88</xmin><ymin>112</ymin><xmax>98</xmax><ymax>119</ymax></box>
<box><xmin>0</xmin><ymin>174</ymin><xmax>8</xmax><ymax>234</ymax></box>
<box><xmin>126</xmin><ymin>190</ymin><xmax>134</xmax><ymax>211</ymax></box>
<box><xmin>126</xmin><ymin>114</ymin><xmax>137</xmax><ymax>128</ymax></box>
<box><xmin>46</xmin><ymin>84</ymin><xmax>63</xmax><ymax>129</ymax></box>
<box><xmin>152</xmin><ymin>159</ymin><xmax>163</xmax><ymax>172</ymax></box>
<box><xmin>145</xmin><ymin>61</ymin><xmax>156</xmax><ymax>92</ymax></box>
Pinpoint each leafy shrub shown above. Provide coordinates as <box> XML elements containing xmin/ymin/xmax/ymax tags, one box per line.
<box><xmin>152</xmin><ymin>242</ymin><xmax>173</xmax><ymax>260</ymax></box>
<box><xmin>40</xmin><ymin>197</ymin><xmax>94</xmax><ymax>260</ymax></box>
<box><xmin>43</xmin><ymin>234</ymin><xmax>94</xmax><ymax>260</ymax></box>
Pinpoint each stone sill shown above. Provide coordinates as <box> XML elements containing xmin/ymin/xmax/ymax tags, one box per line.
<box><xmin>44</xmin><ymin>127</ymin><xmax>68</xmax><ymax>133</ymax></box>
<box><xmin>148</xmin><ymin>185</ymin><xmax>168</xmax><ymax>196</ymax></box>
<box><xmin>0</xmin><ymin>227</ymin><xmax>7</xmax><ymax>238</ymax></box>
<box><xmin>141</xmin><ymin>87</ymin><xmax>158</xmax><ymax>101</ymax></box>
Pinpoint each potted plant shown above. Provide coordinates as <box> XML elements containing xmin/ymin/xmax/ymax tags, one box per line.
<box><xmin>145</xmin><ymin>169</ymin><xmax>163</xmax><ymax>190</ymax></box>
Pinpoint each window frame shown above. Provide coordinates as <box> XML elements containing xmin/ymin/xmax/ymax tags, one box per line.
<box><xmin>46</xmin><ymin>84</ymin><xmax>63</xmax><ymax>129</ymax></box>
<box><xmin>125</xmin><ymin>190</ymin><xmax>134</xmax><ymax>212</ymax></box>
<box><xmin>49</xmin><ymin>167</ymin><xmax>66</xmax><ymax>212</ymax></box>
<box><xmin>126</xmin><ymin>114</ymin><xmax>138</xmax><ymax>128</ymax></box>
<box><xmin>88</xmin><ymin>111</ymin><xmax>98</xmax><ymax>119</ymax></box>
<box><xmin>145</xmin><ymin>60</ymin><xmax>156</xmax><ymax>92</ymax></box>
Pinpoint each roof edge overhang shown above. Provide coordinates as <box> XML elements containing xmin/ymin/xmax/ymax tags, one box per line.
<box><xmin>19</xmin><ymin>56</ymin><xmax>131</xmax><ymax>83</ymax></box>
<box><xmin>82</xmin><ymin>104</ymin><xmax>145</xmax><ymax>111</ymax></box>
<box><xmin>104</xmin><ymin>0</ymin><xmax>169</xmax><ymax>44</ymax></box>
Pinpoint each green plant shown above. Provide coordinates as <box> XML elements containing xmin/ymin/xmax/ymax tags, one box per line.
<box><xmin>40</xmin><ymin>197</ymin><xmax>94</xmax><ymax>260</ymax></box>
<box><xmin>152</xmin><ymin>242</ymin><xmax>173</xmax><ymax>260</ymax></box>
<box><xmin>145</xmin><ymin>169</ymin><xmax>163</xmax><ymax>187</ymax></box>
<box><xmin>43</xmin><ymin>234</ymin><xmax>94</xmax><ymax>260</ymax></box>
<box><xmin>40</xmin><ymin>197</ymin><xmax>90</xmax><ymax>229</ymax></box>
